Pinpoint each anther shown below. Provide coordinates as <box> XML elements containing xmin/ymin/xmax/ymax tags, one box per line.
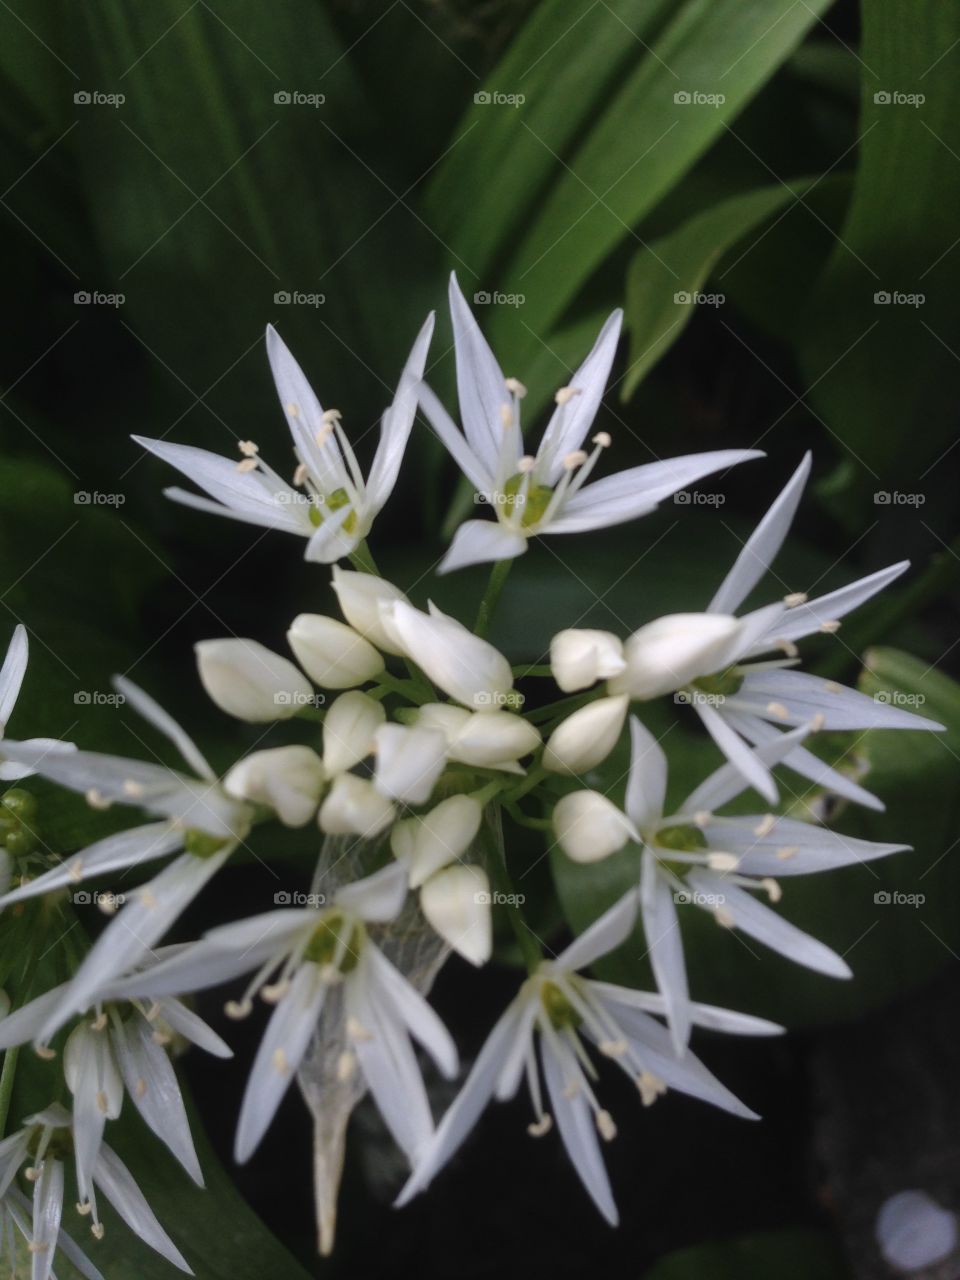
<box><xmin>554</xmin><ymin>386</ymin><xmax>582</xmax><ymax>406</ymax></box>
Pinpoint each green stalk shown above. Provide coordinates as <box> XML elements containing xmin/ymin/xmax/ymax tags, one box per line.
<box><xmin>474</xmin><ymin>559</ymin><xmax>513</xmax><ymax>639</ymax></box>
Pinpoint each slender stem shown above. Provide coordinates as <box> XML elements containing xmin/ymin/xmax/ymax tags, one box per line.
<box><xmin>0</xmin><ymin>1045</ymin><xmax>18</xmax><ymax>1138</ymax></box>
<box><xmin>474</xmin><ymin>559</ymin><xmax>513</xmax><ymax>639</ymax></box>
<box><xmin>348</xmin><ymin>540</ymin><xmax>379</xmax><ymax>576</ymax></box>
<box><xmin>525</xmin><ymin>689</ymin><xmax>597</xmax><ymax>726</ymax></box>
<box><xmin>485</xmin><ymin>806</ymin><xmax>541</xmax><ymax>973</ymax></box>
<box><xmin>511</xmin><ymin>664</ymin><xmax>554</xmax><ymax>678</ymax></box>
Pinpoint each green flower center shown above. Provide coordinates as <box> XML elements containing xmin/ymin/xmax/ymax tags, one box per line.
<box><xmin>184</xmin><ymin>830</ymin><xmax>231</xmax><ymax>859</ymax></box>
<box><xmin>0</xmin><ymin>787</ymin><xmax>38</xmax><ymax>857</ymax></box>
<box><xmin>540</xmin><ymin>979</ymin><xmax>581</xmax><ymax>1030</ymax></box>
<box><xmin>654</xmin><ymin>823</ymin><xmax>708</xmax><ymax>854</ymax></box>
<box><xmin>690</xmin><ymin>667</ymin><xmax>743</xmax><ymax>698</ymax></box>
<box><xmin>502</xmin><ymin>473</ymin><xmax>554</xmax><ymax>528</ymax></box>
<box><xmin>309</xmin><ymin>486</ymin><xmax>357</xmax><ymax>534</ymax></box>
<box><xmin>303</xmin><ymin>911</ymin><xmax>362</xmax><ymax>974</ymax></box>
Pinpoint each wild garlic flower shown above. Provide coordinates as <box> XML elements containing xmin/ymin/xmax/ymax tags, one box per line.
<box><xmin>106</xmin><ymin>864</ymin><xmax>456</xmax><ymax>1166</ymax></box>
<box><xmin>0</xmin><ymin>625</ymin><xmax>75</xmax><ymax>782</ymax></box>
<box><xmin>417</xmin><ymin>274</ymin><xmax>763</xmax><ymax>572</ymax></box>
<box><xmin>134</xmin><ymin>316</ymin><xmax>434</xmax><ymax>563</ymax></box>
<box><xmin>554</xmin><ymin>717</ymin><xmax>910</xmax><ymax>1051</ymax></box>
<box><xmin>397</xmin><ymin>891</ymin><xmax>780</xmax><ymax>1223</ymax></box>
<box><xmin>0</xmin><ymin>1103</ymin><xmax>190</xmax><ymax>1275</ymax></box>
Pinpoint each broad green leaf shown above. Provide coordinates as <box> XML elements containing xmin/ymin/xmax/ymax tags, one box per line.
<box><xmin>622</xmin><ymin>181</ymin><xmax>817</xmax><ymax>397</ymax></box>
<box><xmin>795</xmin><ymin>0</ymin><xmax>960</xmax><ymax>475</ymax></box>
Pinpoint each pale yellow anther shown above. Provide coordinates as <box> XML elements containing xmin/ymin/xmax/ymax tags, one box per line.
<box><xmin>810</xmin><ymin>712</ymin><xmax>825</xmax><ymax>732</ymax></box>
<box><xmin>86</xmin><ymin>788</ymin><xmax>112</xmax><ymax>811</ymax></box>
<box><xmin>715</xmin><ymin>906</ymin><xmax>735</xmax><ymax>929</ymax></box>
<box><xmin>322</xmin><ymin>409</ymin><xmax>342</xmax><ymax>425</ymax></box>
<box><xmin>820</xmin><ymin>619</ymin><xmax>841</xmax><ymax>633</ymax></box>
<box><xmin>776</xmin><ymin>639</ymin><xmax>799</xmax><ymax>658</ymax></box>
<box><xmin>123</xmin><ymin>777</ymin><xmax>144</xmax><ymax>798</ymax></box>
<box><xmin>272</xmin><ymin>1047</ymin><xmax>290</xmax><ymax>1076</ymax></box>
<box><xmin>596</xmin><ymin>1109</ymin><xmax>617</xmax><ymax>1141</ymax></box>
<box><xmin>139</xmin><ymin>890</ymin><xmax>158</xmax><ymax>910</ymax></box>
<box><xmin>346</xmin><ymin>1016</ymin><xmax>372</xmax><ymax>1042</ymax></box>
<box><xmin>527</xmin><ymin>1114</ymin><xmax>553</xmax><ymax>1137</ymax></box>
<box><xmin>562</xmin><ymin>450</ymin><xmax>587</xmax><ymax>471</ymax></box>
<box><xmin>286</xmin><ymin>402</ymin><xmax>300</xmax><ymax>419</ymax></box>
<box><xmin>236</xmin><ymin>458</ymin><xmax>258</xmax><ymax>474</ymax></box>
<box><xmin>319</xmin><ymin>963</ymin><xmax>343</xmax><ymax>985</ymax></box>
<box><xmin>554</xmin><ymin>385</ymin><xmax>582</xmax><ymax>406</ymax></box>
<box><xmin>261</xmin><ymin>981</ymin><xmax>290</xmax><ymax>1004</ymax></box>
<box><xmin>693</xmin><ymin>810</ymin><xmax>713</xmax><ymax>827</ymax></box>
<box><xmin>754</xmin><ymin>814</ymin><xmax>776</xmax><ymax>838</ymax></box>
<box><xmin>96</xmin><ymin>1090</ymin><xmax>109</xmax><ymax>1114</ymax></box>
<box><xmin>69</xmin><ymin>861</ymin><xmax>84</xmax><ymax>883</ymax></box>
<box><xmin>762</xmin><ymin>877</ymin><xmax>782</xmax><ymax>903</ymax></box>
<box><xmin>336</xmin><ymin>1051</ymin><xmax>356</xmax><ymax>1082</ymax></box>
<box><xmin>592</xmin><ymin>431</ymin><xmax>612</xmax><ymax>448</ymax></box>
<box><xmin>599</xmin><ymin>1038</ymin><xmax>628</xmax><ymax>1058</ymax></box>
<box><xmin>499</xmin><ymin>403</ymin><xmax>513</xmax><ymax>429</ymax></box>
<box><xmin>784</xmin><ymin>592</ymin><xmax>807</xmax><ymax>608</ymax></box>
<box><xmin>766</xmin><ymin>701</ymin><xmax>790</xmax><ymax>721</ymax></box>
<box><xmin>776</xmin><ymin>845</ymin><xmax>800</xmax><ymax>861</ymax></box>
<box><xmin>90</xmin><ymin>1012</ymin><xmax>108</xmax><ymax>1032</ymax></box>
<box><xmin>91</xmin><ymin>1223</ymin><xmax>105</xmax><ymax>1241</ymax></box>
<box><xmin>824</xmin><ymin>681</ymin><xmax>843</xmax><ymax>693</ymax></box>
<box><xmin>517</xmin><ymin>455</ymin><xmax>536</xmax><ymax>473</ymax></box>
<box><xmin>707</xmin><ymin>852</ymin><xmax>740</xmax><ymax>873</ymax></box>
<box><xmin>24</xmin><ymin>1166</ymin><xmax>40</xmax><ymax>1182</ymax></box>
<box><xmin>315</xmin><ymin>424</ymin><xmax>334</xmax><ymax>447</ymax></box>
<box><xmin>238</xmin><ymin>440</ymin><xmax>259</xmax><ymax>457</ymax></box>
<box><xmin>505</xmin><ymin>377</ymin><xmax>527</xmax><ymax>398</ymax></box>
<box><xmin>28</xmin><ymin>1242</ymin><xmax>49</xmax><ymax>1255</ymax></box>
<box><xmin>562</xmin><ymin>1080</ymin><xmax>580</xmax><ymax>1100</ymax></box>
<box><xmin>225</xmin><ymin>998</ymin><xmax>253</xmax><ymax>1020</ymax></box>
<box><xmin>135</xmin><ymin>1077</ymin><xmax>148</xmax><ymax>1098</ymax></box>
<box><xmin>637</xmin><ymin>1071</ymin><xmax>666</xmax><ymax>1107</ymax></box>
<box><xmin>151</xmin><ymin>1030</ymin><xmax>172</xmax><ymax>1047</ymax></box>
<box><xmin>98</xmin><ymin>895</ymin><xmax>118</xmax><ymax>916</ymax></box>
<box><xmin>34</xmin><ymin>1045</ymin><xmax>56</xmax><ymax>1060</ymax></box>
<box><xmin>76</xmin><ymin>1201</ymin><xmax>92</xmax><ymax>1216</ymax></box>
<box><xmin>293</xmin><ymin>462</ymin><xmax>308</xmax><ymax>487</ymax></box>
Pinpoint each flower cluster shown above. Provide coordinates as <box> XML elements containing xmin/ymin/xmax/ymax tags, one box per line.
<box><xmin>0</xmin><ymin>279</ymin><xmax>940</xmax><ymax>1268</ymax></box>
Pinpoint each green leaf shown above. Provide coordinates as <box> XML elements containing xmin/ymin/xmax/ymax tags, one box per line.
<box><xmin>622</xmin><ymin>180</ymin><xmax>817</xmax><ymax>397</ymax></box>
<box><xmin>794</xmin><ymin>0</ymin><xmax>960</xmax><ymax>476</ymax></box>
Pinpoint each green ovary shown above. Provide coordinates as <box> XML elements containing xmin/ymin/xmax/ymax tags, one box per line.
<box><xmin>502</xmin><ymin>473</ymin><xmax>554</xmax><ymax>528</ymax></box>
<box><xmin>540</xmin><ymin>980</ymin><xmax>581</xmax><ymax>1030</ymax></box>
<box><xmin>690</xmin><ymin>667</ymin><xmax>743</xmax><ymax>698</ymax></box>
<box><xmin>309</xmin><ymin>487</ymin><xmax>357</xmax><ymax>534</ymax></box>
<box><xmin>303</xmin><ymin>911</ymin><xmax>362</xmax><ymax>974</ymax></box>
<box><xmin>654</xmin><ymin>823</ymin><xmax>708</xmax><ymax>854</ymax></box>
<box><xmin>184</xmin><ymin>830</ymin><xmax>231</xmax><ymax>859</ymax></box>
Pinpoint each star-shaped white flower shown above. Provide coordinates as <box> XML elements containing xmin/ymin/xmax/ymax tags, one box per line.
<box><xmin>553</xmin><ymin>717</ymin><xmax>910</xmax><ymax>1052</ymax></box>
<box><xmin>418</xmin><ymin>274</ymin><xmax>763</xmax><ymax>572</ymax></box>
<box><xmin>134</xmin><ymin>315</ymin><xmax>434</xmax><ymax>563</ymax></box>
<box><xmin>397</xmin><ymin>890</ymin><xmax>780</xmax><ymax>1223</ymax></box>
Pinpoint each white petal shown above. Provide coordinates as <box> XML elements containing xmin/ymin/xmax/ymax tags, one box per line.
<box><xmin>196</xmin><ymin>638</ymin><xmax>313</xmax><ymax>723</ymax></box>
<box><xmin>0</xmin><ymin>987</ymin><xmax>64</xmax><ymax>1050</ymax></box>
<box><xmin>157</xmin><ymin>998</ymin><xmax>233</xmax><ymax>1058</ymax></box>
<box><xmin>365</xmin><ymin>944</ymin><xmax>458</xmax><ymax>1076</ymax></box>
<box><xmin>331</xmin><ymin>568</ymin><xmax>409</xmax><ymax>656</ymax></box>
<box><xmin>703</xmin><ymin>814</ymin><xmax>907</xmax><ymax>877</ymax></box>
<box><xmin>447</xmin><ymin>272</ymin><xmax>511</xmax><ymax>479</ymax></box>
<box><xmin>0</xmin><ymin>625</ymin><xmax>27</xmax><ymax>730</ymax></box>
<box><xmin>322</xmin><ymin>690</ymin><xmax>385</xmax><ymax>775</ymax></box>
<box><xmin>734</xmin><ymin>669</ymin><xmax>944</xmax><ymax>732</ymax></box>
<box><xmin>543</xmin><ymin>695</ymin><xmax>628</xmax><ymax>775</ymax></box>
<box><xmin>420</xmin><ymin>865</ymin><xmax>492</xmax><ymax>966</ymax></box>
<box><xmin>318</xmin><ymin>774</ymin><xmax>395</xmax><ymax>839</ymax></box>
<box><xmin>541</xmin><ymin>1037</ymin><xmax>618</xmax><ymax>1225</ymax></box>
<box><xmin>587</xmin><ymin>983</ymin><xmax>784</xmax><ymax>1036</ymax></box>
<box><xmin>415</xmin><ymin>382</ymin><xmax>494</xmax><ymax>497</ymax></box>
<box><xmin>749</xmin><ymin>560</ymin><xmax>909</xmax><ymax>648</ymax></box>
<box><xmin>372</xmin><ymin>723</ymin><xmax>447</xmax><ymax>805</ymax></box>
<box><xmin>549</xmin><ymin>629</ymin><xmax>626</xmax><ymax>693</ymax></box>
<box><xmin>437</xmin><ymin>520</ymin><xmax>527</xmax><ymax>575</ymax></box>
<box><xmin>537</xmin><ymin>310</ymin><xmax>623</xmax><ymax>485</ymax></box>
<box><xmin>408</xmin><ymin>795</ymin><xmax>483</xmax><ymax>887</ymax></box>
<box><xmin>334</xmin><ymin>862</ymin><xmax>408</xmax><ymax>924</ymax></box>
<box><xmin>93</xmin><ymin>1143</ymin><xmax>192</xmax><ymax>1272</ymax></box>
<box><xmin>695</xmin><ymin>701</ymin><xmax>777</xmax><ymax>804</ymax></box>
<box><xmin>31</xmin><ymin>1156</ymin><xmax>64</xmax><ymax>1280</ymax></box>
<box><xmin>380</xmin><ymin>600</ymin><xmax>513</xmax><ymax>713</ymax></box>
<box><xmin>552</xmin><ymin>791</ymin><xmax>637</xmax><ymax>863</ymax></box>
<box><xmin>111</xmin><ymin>677</ymin><xmax>214</xmax><ymax>780</ymax></box>
<box><xmin>366</xmin><ymin>312</ymin><xmax>436</xmax><ymax>509</ymax></box>
<box><xmin>709</xmin><ymin>453</ymin><xmax>811</xmax><ymax>614</ymax></box>
<box><xmin>624</xmin><ymin>715</ymin><xmax>667</xmax><ymax>829</ymax></box>
<box><xmin>641</xmin><ymin>852</ymin><xmax>690</xmax><ymax>1054</ymax></box>
<box><xmin>555</xmin><ymin>888</ymin><xmax>639</xmax><ymax>971</ymax></box>
<box><xmin>287</xmin><ymin>615</ymin><xmax>383</xmax><ymax>690</ymax></box>
<box><xmin>680</xmin><ymin>723</ymin><xmax>810</xmax><ymax>815</ymax></box>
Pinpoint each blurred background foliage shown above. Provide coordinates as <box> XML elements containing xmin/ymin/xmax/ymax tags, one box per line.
<box><xmin>1</xmin><ymin>0</ymin><xmax>958</xmax><ymax>1276</ymax></box>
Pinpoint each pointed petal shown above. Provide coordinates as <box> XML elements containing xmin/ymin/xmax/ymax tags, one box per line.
<box><xmin>624</xmin><ymin>716</ymin><xmax>667</xmax><ymax>829</ymax></box>
<box><xmin>541</xmin><ymin>1038</ymin><xmax>618</xmax><ymax>1225</ymax></box>
<box><xmin>0</xmin><ymin>625</ymin><xmax>27</xmax><ymax>729</ymax></box>
<box><xmin>537</xmin><ymin>311</ymin><xmax>623</xmax><ymax>485</ymax></box>
<box><xmin>416</xmin><ymin>383</ymin><xmax>494</xmax><ymax>495</ymax></box>
<box><xmin>31</xmin><ymin>1157</ymin><xmax>64</xmax><ymax>1280</ymax></box>
<box><xmin>448</xmin><ymin>273</ymin><xmax>510</xmax><ymax>477</ymax></box>
<box><xmin>333</xmin><ymin>862</ymin><xmax>407</xmax><ymax>923</ymax></box>
<box><xmin>366</xmin><ymin>313</ymin><xmax>435</xmax><ymax>509</ymax></box>
<box><xmin>736</xmin><ymin>669</ymin><xmax>945</xmax><ymax>731</ymax></box>
<box><xmin>748</xmin><ymin>561</ymin><xmax>910</xmax><ymax>649</ymax></box>
<box><xmin>437</xmin><ymin>520</ymin><xmax>527</xmax><ymax>574</ymax></box>
<box><xmin>641</xmin><ymin>853</ymin><xmax>690</xmax><ymax>1054</ymax></box>
<box><xmin>556</xmin><ymin>888</ymin><xmax>639</xmax><ymax>972</ymax></box>
<box><xmin>157</xmin><ymin>999</ymin><xmax>233</xmax><ymax>1059</ymax></box>
<box><xmin>111</xmin><ymin>678</ymin><xmax>214</xmax><ymax>780</ymax></box>
<box><xmin>93</xmin><ymin>1144</ymin><xmax>192</xmax><ymax>1272</ymax></box>
<box><xmin>695</xmin><ymin>702</ymin><xmax>777</xmax><ymax>804</ymax></box>
<box><xmin>680</xmin><ymin>724</ymin><xmax>810</xmax><ymax>815</ymax></box>
<box><xmin>365</xmin><ymin>945</ymin><xmax>458</xmax><ymax>1077</ymax></box>
<box><xmin>703</xmin><ymin>813</ymin><xmax>908</xmax><ymax>877</ymax></box>
<box><xmin>587</xmin><ymin>983</ymin><xmax>784</xmax><ymax>1036</ymax></box>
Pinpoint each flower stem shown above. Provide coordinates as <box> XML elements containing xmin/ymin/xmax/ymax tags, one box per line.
<box><xmin>474</xmin><ymin>559</ymin><xmax>513</xmax><ymax>639</ymax></box>
<box><xmin>348</xmin><ymin>540</ymin><xmax>379</xmax><ymax>576</ymax></box>
<box><xmin>0</xmin><ymin>1045</ymin><xmax>18</xmax><ymax>1138</ymax></box>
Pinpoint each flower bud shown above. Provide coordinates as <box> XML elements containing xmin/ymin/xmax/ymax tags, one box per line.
<box><xmin>223</xmin><ymin>746</ymin><xmax>325</xmax><ymax>827</ymax></box>
<box><xmin>379</xmin><ymin>600</ymin><xmax>513</xmax><ymax>713</ymax></box>
<box><xmin>372</xmin><ymin>723</ymin><xmax>448</xmax><ymax>806</ymax></box>
<box><xmin>552</xmin><ymin>791</ymin><xmax>638</xmax><ymax>863</ymax></box>
<box><xmin>448</xmin><ymin>710</ymin><xmax>540</xmax><ymax>768</ymax></box>
<box><xmin>550</xmin><ymin>629</ymin><xmax>626</xmax><ymax>693</ymax></box>
<box><xmin>407</xmin><ymin>794</ymin><xmax>483</xmax><ymax>888</ymax></box>
<box><xmin>331</xmin><ymin>567</ymin><xmax>409</xmax><ymax>655</ymax></box>
<box><xmin>319</xmin><ymin>773</ymin><xmax>395</xmax><ymax>839</ymax></box>
<box><xmin>420</xmin><ymin>864</ymin><xmax>492</xmax><ymax>966</ymax></box>
<box><xmin>543</xmin><ymin>694</ymin><xmax>628</xmax><ymax>775</ymax></box>
<box><xmin>322</xmin><ymin>691</ymin><xmax>385</xmax><ymax>776</ymax></box>
<box><xmin>607</xmin><ymin>613</ymin><xmax>742</xmax><ymax>700</ymax></box>
<box><xmin>196</xmin><ymin>638</ymin><xmax>312</xmax><ymax>722</ymax></box>
<box><xmin>287</xmin><ymin>614</ymin><xmax>384</xmax><ymax>689</ymax></box>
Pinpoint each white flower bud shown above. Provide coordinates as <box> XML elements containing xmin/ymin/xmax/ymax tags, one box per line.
<box><xmin>195</xmin><ymin>638</ymin><xmax>313</xmax><ymax>722</ymax></box>
<box><xmin>331</xmin><ymin>567</ymin><xmax>409</xmax><ymax>655</ymax></box>
<box><xmin>607</xmin><ymin>613</ymin><xmax>742</xmax><ymax>700</ymax></box>
<box><xmin>448</xmin><ymin>710</ymin><xmax>541</xmax><ymax>768</ymax></box>
<box><xmin>550</xmin><ymin>629</ymin><xmax>626</xmax><ymax>692</ymax></box>
<box><xmin>319</xmin><ymin>773</ymin><xmax>395</xmax><ymax>839</ymax></box>
<box><xmin>420</xmin><ymin>864</ymin><xmax>492</xmax><ymax>966</ymax></box>
<box><xmin>379</xmin><ymin>600</ymin><xmax>514</xmax><ymax>713</ymax></box>
<box><xmin>552</xmin><ymin>791</ymin><xmax>638</xmax><ymax>863</ymax></box>
<box><xmin>322</xmin><ymin>691</ymin><xmax>385</xmax><ymax>776</ymax></box>
<box><xmin>416</xmin><ymin>702</ymin><xmax>472</xmax><ymax>740</ymax></box>
<box><xmin>223</xmin><ymin>745</ymin><xmax>325</xmax><ymax>827</ymax></box>
<box><xmin>407</xmin><ymin>794</ymin><xmax>483</xmax><ymax>888</ymax></box>
<box><xmin>372</xmin><ymin>723</ymin><xmax>448</xmax><ymax>806</ymax></box>
<box><xmin>543</xmin><ymin>694</ymin><xmax>628</xmax><ymax>775</ymax></box>
<box><xmin>287</xmin><ymin>614</ymin><xmax>384</xmax><ymax>689</ymax></box>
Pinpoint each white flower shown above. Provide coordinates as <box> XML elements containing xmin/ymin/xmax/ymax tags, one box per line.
<box><xmin>552</xmin><ymin>790</ymin><xmax>638</xmax><ymax>863</ymax></box>
<box><xmin>543</xmin><ymin>694</ymin><xmax>629</xmax><ymax>774</ymax></box>
<box><xmin>287</xmin><ymin>614</ymin><xmax>384</xmax><ymax>688</ymax></box>
<box><xmin>610</xmin><ymin>454</ymin><xmax>944</xmax><ymax>805</ymax></box>
<box><xmin>0</xmin><ymin>1103</ymin><xmax>191</xmax><ymax>1274</ymax></box>
<box><xmin>319</xmin><ymin>773</ymin><xmax>396</xmax><ymax>838</ymax></box>
<box><xmin>133</xmin><ymin>315</ymin><xmax>434</xmax><ymax>563</ymax></box>
<box><xmin>195</xmin><ymin>637</ymin><xmax>313</xmax><ymax>722</ymax></box>
<box><xmin>0</xmin><ymin>625</ymin><xmax>76</xmax><ymax>781</ymax></box>
<box><xmin>391</xmin><ymin>794</ymin><xmax>490</xmax><ymax>964</ymax></box>
<box><xmin>371</xmin><ymin>723</ymin><xmax>448</xmax><ymax>806</ymax></box>
<box><xmin>550</xmin><ymin>628</ymin><xmax>626</xmax><ymax>693</ymax></box>
<box><xmin>557</xmin><ymin>716</ymin><xmax>910</xmax><ymax>1052</ymax></box>
<box><xmin>418</xmin><ymin>274</ymin><xmax>762</xmax><ymax>572</ymax></box>
<box><xmin>104</xmin><ymin>864</ymin><xmax>457</xmax><ymax>1167</ymax></box>
<box><xmin>331</xmin><ymin>568</ymin><xmax>408</xmax><ymax>654</ymax></box>
<box><xmin>416</xmin><ymin>703</ymin><xmax>540</xmax><ymax>772</ymax></box>
<box><xmin>0</xmin><ymin>678</ymin><xmax>253</xmax><ymax>1042</ymax></box>
<box><xmin>397</xmin><ymin>891</ymin><xmax>781</xmax><ymax>1223</ymax></box>
<box><xmin>224</xmin><ymin>745</ymin><xmax>326</xmax><ymax>827</ymax></box>
<box><xmin>0</xmin><ymin>978</ymin><xmax>230</xmax><ymax>1197</ymax></box>
<box><xmin>321</xmin><ymin>690</ymin><xmax>385</xmax><ymax>775</ymax></box>
<box><xmin>380</xmin><ymin>599</ymin><xmax>514</xmax><ymax>712</ymax></box>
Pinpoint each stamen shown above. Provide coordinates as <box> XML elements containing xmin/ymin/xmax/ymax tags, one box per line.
<box><xmin>96</xmin><ymin>1090</ymin><xmax>109</xmax><ymax>1114</ymax></box>
<box><xmin>823</xmin><ymin>681</ymin><xmax>843</xmax><ymax>693</ymax></box>
<box><xmin>86</xmin><ymin>788</ymin><xmax>112</xmax><ymax>811</ymax></box>
<box><xmin>527</xmin><ymin>1114</ymin><xmax>553</xmax><ymax>1137</ymax></box>
<box><xmin>766</xmin><ymin>701</ymin><xmax>791</xmax><ymax>720</ymax></box>
<box><xmin>596</xmin><ymin>1109</ymin><xmax>617</xmax><ymax>1141</ymax></box>
<box><xmin>272</xmin><ymin>1048</ymin><xmax>290</xmax><ymax>1076</ymax></box>
<box><xmin>261</xmin><ymin>981</ymin><xmax>291</xmax><ymax>1004</ymax></box>
<box><xmin>592</xmin><ymin>432</ymin><xmax>611</xmax><ymax>448</ymax></box>
<box><xmin>139</xmin><ymin>890</ymin><xmax>158</xmax><ymax>910</ymax></box>
<box><xmin>707</xmin><ymin>852</ymin><xmax>740</xmax><ymax>872</ymax></box>
<box><xmin>754</xmin><ymin>814</ymin><xmax>776</xmax><ymax>837</ymax></box>
<box><xmin>762</xmin><ymin>877</ymin><xmax>782</xmax><ymax>903</ymax></box>
<box><xmin>505</xmin><ymin>377</ymin><xmax>527</xmax><ymax>398</ymax></box>
<box><xmin>238</xmin><ymin>440</ymin><xmax>259</xmax><ymax>458</ymax></box>
<box><xmin>122</xmin><ymin>780</ymin><xmax>144</xmax><ymax>798</ymax></box>
<box><xmin>293</xmin><ymin>463</ymin><xmax>308</xmax><ymax>486</ymax></box>
<box><xmin>76</xmin><ymin>1201</ymin><xmax>92</xmax><ymax>1216</ymax></box>
<box><xmin>346</xmin><ymin>1016</ymin><xmax>372</xmax><ymax>1042</ymax></box>
<box><xmin>151</xmin><ymin>1030</ymin><xmax>172</xmax><ymax>1047</ymax></box>
<box><xmin>820</xmin><ymin>620</ymin><xmax>841</xmax><ymax>633</ymax></box>
<box><xmin>337</xmin><ymin>1051</ymin><xmax>356</xmax><ymax>1082</ymax></box>
<box><xmin>776</xmin><ymin>639</ymin><xmax>800</xmax><ymax>658</ymax></box>
<box><xmin>693</xmin><ymin>810</ymin><xmax>712</xmax><ymax>827</ymax></box>
<box><xmin>90</xmin><ymin>1012</ymin><xmax>107</xmax><ymax>1031</ymax></box>
<box><xmin>69</xmin><ymin>861</ymin><xmax>85</xmax><ymax>883</ymax></box>
<box><xmin>784</xmin><ymin>592</ymin><xmax>807</xmax><ymax>607</ymax></box>
<box><xmin>286</xmin><ymin>402</ymin><xmax>300</xmax><ymax>419</ymax></box>
<box><xmin>499</xmin><ymin>403</ymin><xmax>513</xmax><ymax>429</ymax></box>
<box><xmin>562</xmin><ymin>450</ymin><xmax>587</xmax><ymax>471</ymax></box>
<box><xmin>24</xmin><ymin>1167</ymin><xmax>40</xmax><ymax>1182</ymax></box>
<box><xmin>776</xmin><ymin>845</ymin><xmax>800</xmax><ymax>861</ymax></box>
<box><xmin>322</xmin><ymin>409</ymin><xmax>342</xmax><ymax>424</ymax></box>
<box><xmin>810</xmin><ymin>712</ymin><xmax>825</xmax><ymax>732</ymax></box>
<box><xmin>554</xmin><ymin>386</ymin><xmax>582</xmax><ymax>406</ymax></box>
<box><xmin>637</xmin><ymin>1071</ymin><xmax>666</xmax><ymax>1106</ymax></box>
<box><xmin>599</xmin><ymin>1039</ymin><xmax>628</xmax><ymax>1058</ymax></box>
<box><xmin>314</xmin><ymin>424</ymin><xmax>334</xmax><ymax>447</ymax></box>
<box><xmin>225</xmin><ymin>999</ymin><xmax>253</xmax><ymax>1020</ymax></box>
<box><xmin>715</xmin><ymin>906</ymin><xmax>735</xmax><ymax>928</ymax></box>
<box><xmin>235</xmin><ymin>458</ymin><xmax>258</xmax><ymax>474</ymax></box>
<box><xmin>91</xmin><ymin>1223</ymin><xmax>105</xmax><ymax>1241</ymax></box>
<box><xmin>135</xmin><ymin>1078</ymin><xmax>147</xmax><ymax>1098</ymax></box>
<box><xmin>35</xmin><ymin>1044</ymin><xmax>56</xmax><ymax>1060</ymax></box>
